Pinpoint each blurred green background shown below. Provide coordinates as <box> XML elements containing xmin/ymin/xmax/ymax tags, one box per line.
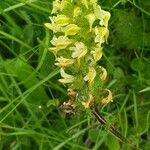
<box><xmin>0</xmin><ymin>0</ymin><xmax>150</xmax><ymax>149</ymax></box>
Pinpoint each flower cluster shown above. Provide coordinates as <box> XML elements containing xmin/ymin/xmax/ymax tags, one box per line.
<box><xmin>45</xmin><ymin>0</ymin><xmax>112</xmax><ymax>109</ymax></box>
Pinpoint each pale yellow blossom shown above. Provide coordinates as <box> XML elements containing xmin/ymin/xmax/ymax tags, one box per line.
<box><xmin>101</xmin><ymin>89</ymin><xmax>113</xmax><ymax>104</ymax></box>
<box><xmin>70</xmin><ymin>42</ymin><xmax>87</xmax><ymax>59</ymax></box>
<box><xmin>44</xmin><ymin>17</ymin><xmax>61</xmax><ymax>33</ymax></box>
<box><xmin>73</xmin><ymin>7</ymin><xmax>81</xmax><ymax>18</ymax></box>
<box><xmin>82</xmin><ymin>94</ymin><xmax>94</xmax><ymax>108</ymax></box>
<box><xmin>51</xmin><ymin>36</ymin><xmax>72</xmax><ymax>48</ymax></box>
<box><xmin>54</xmin><ymin>15</ymin><xmax>70</xmax><ymax>26</ymax></box>
<box><xmin>55</xmin><ymin>56</ymin><xmax>74</xmax><ymax>67</ymax></box>
<box><xmin>58</xmin><ymin>68</ymin><xmax>75</xmax><ymax>84</ymax></box>
<box><xmin>99</xmin><ymin>10</ymin><xmax>111</xmax><ymax>27</ymax></box>
<box><xmin>84</xmin><ymin>67</ymin><xmax>96</xmax><ymax>84</ymax></box>
<box><xmin>49</xmin><ymin>36</ymin><xmax>72</xmax><ymax>53</ymax></box>
<box><xmin>86</xmin><ymin>13</ymin><xmax>96</xmax><ymax>31</ymax></box>
<box><xmin>94</xmin><ymin>5</ymin><xmax>110</xmax><ymax>27</ymax></box>
<box><xmin>95</xmin><ymin>26</ymin><xmax>109</xmax><ymax>44</ymax></box>
<box><xmin>51</xmin><ymin>0</ymin><xmax>61</xmax><ymax>14</ymax></box>
<box><xmin>91</xmin><ymin>45</ymin><xmax>103</xmax><ymax>62</ymax></box>
<box><xmin>63</xmin><ymin>24</ymin><xmax>80</xmax><ymax>36</ymax></box>
<box><xmin>99</xmin><ymin>66</ymin><xmax>107</xmax><ymax>81</ymax></box>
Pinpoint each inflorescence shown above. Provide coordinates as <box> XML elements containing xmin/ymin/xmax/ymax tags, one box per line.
<box><xmin>45</xmin><ymin>0</ymin><xmax>112</xmax><ymax>111</ymax></box>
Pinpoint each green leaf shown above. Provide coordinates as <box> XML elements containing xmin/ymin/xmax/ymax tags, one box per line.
<box><xmin>131</xmin><ymin>58</ymin><xmax>144</xmax><ymax>72</ymax></box>
<box><xmin>4</xmin><ymin>56</ymin><xmax>49</xmax><ymax>105</ymax></box>
<box><xmin>107</xmin><ymin>135</ymin><xmax>120</xmax><ymax>150</ymax></box>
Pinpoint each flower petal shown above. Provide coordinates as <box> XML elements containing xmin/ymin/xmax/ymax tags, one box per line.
<box><xmin>58</xmin><ymin>68</ymin><xmax>75</xmax><ymax>84</ymax></box>
<box><xmin>55</xmin><ymin>56</ymin><xmax>74</xmax><ymax>67</ymax></box>
<box><xmin>70</xmin><ymin>42</ymin><xmax>87</xmax><ymax>59</ymax></box>
<box><xmin>101</xmin><ymin>89</ymin><xmax>113</xmax><ymax>104</ymax></box>
<box><xmin>84</xmin><ymin>67</ymin><xmax>96</xmax><ymax>84</ymax></box>
<box><xmin>99</xmin><ymin>66</ymin><xmax>107</xmax><ymax>81</ymax></box>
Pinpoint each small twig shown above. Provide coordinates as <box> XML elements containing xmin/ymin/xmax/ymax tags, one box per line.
<box><xmin>91</xmin><ymin>104</ymin><xmax>142</xmax><ymax>150</ymax></box>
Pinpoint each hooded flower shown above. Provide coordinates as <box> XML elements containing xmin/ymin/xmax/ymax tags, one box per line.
<box><xmin>91</xmin><ymin>45</ymin><xmax>103</xmax><ymax>62</ymax></box>
<box><xmin>82</xmin><ymin>94</ymin><xmax>94</xmax><ymax>108</ymax></box>
<box><xmin>99</xmin><ymin>66</ymin><xmax>107</xmax><ymax>81</ymax></box>
<box><xmin>84</xmin><ymin>67</ymin><xmax>96</xmax><ymax>84</ymax></box>
<box><xmin>55</xmin><ymin>56</ymin><xmax>74</xmax><ymax>67</ymax></box>
<box><xmin>54</xmin><ymin>15</ymin><xmax>70</xmax><ymax>26</ymax></box>
<box><xmin>98</xmin><ymin>10</ymin><xmax>111</xmax><ymax>27</ymax></box>
<box><xmin>73</xmin><ymin>6</ymin><xmax>81</xmax><ymax>18</ymax></box>
<box><xmin>94</xmin><ymin>5</ymin><xmax>111</xmax><ymax>27</ymax></box>
<box><xmin>44</xmin><ymin>17</ymin><xmax>61</xmax><ymax>33</ymax></box>
<box><xmin>86</xmin><ymin>13</ymin><xmax>96</xmax><ymax>31</ymax></box>
<box><xmin>70</xmin><ymin>42</ymin><xmax>87</xmax><ymax>59</ymax></box>
<box><xmin>51</xmin><ymin>0</ymin><xmax>61</xmax><ymax>14</ymax></box>
<box><xmin>101</xmin><ymin>89</ymin><xmax>113</xmax><ymax>104</ymax></box>
<box><xmin>58</xmin><ymin>68</ymin><xmax>75</xmax><ymax>84</ymax></box>
<box><xmin>63</xmin><ymin>24</ymin><xmax>80</xmax><ymax>36</ymax></box>
<box><xmin>95</xmin><ymin>26</ymin><xmax>109</xmax><ymax>44</ymax></box>
<box><xmin>49</xmin><ymin>36</ymin><xmax>72</xmax><ymax>53</ymax></box>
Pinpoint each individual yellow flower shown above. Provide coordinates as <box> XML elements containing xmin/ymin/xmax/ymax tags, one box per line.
<box><xmin>49</xmin><ymin>36</ymin><xmax>72</xmax><ymax>53</ymax></box>
<box><xmin>58</xmin><ymin>68</ymin><xmax>75</xmax><ymax>84</ymax></box>
<box><xmin>51</xmin><ymin>0</ymin><xmax>61</xmax><ymax>14</ymax></box>
<box><xmin>95</xmin><ymin>26</ymin><xmax>109</xmax><ymax>44</ymax></box>
<box><xmin>63</xmin><ymin>24</ymin><xmax>80</xmax><ymax>36</ymax></box>
<box><xmin>94</xmin><ymin>5</ymin><xmax>111</xmax><ymax>27</ymax></box>
<box><xmin>99</xmin><ymin>66</ymin><xmax>107</xmax><ymax>81</ymax></box>
<box><xmin>101</xmin><ymin>89</ymin><xmax>113</xmax><ymax>104</ymax></box>
<box><xmin>70</xmin><ymin>42</ymin><xmax>87</xmax><ymax>59</ymax></box>
<box><xmin>82</xmin><ymin>94</ymin><xmax>94</xmax><ymax>108</ymax></box>
<box><xmin>99</xmin><ymin>10</ymin><xmax>111</xmax><ymax>27</ymax></box>
<box><xmin>44</xmin><ymin>17</ymin><xmax>61</xmax><ymax>33</ymax></box>
<box><xmin>91</xmin><ymin>45</ymin><xmax>103</xmax><ymax>62</ymax></box>
<box><xmin>73</xmin><ymin>7</ymin><xmax>81</xmax><ymax>18</ymax></box>
<box><xmin>60</xmin><ymin>0</ymin><xmax>69</xmax><ymax>11</ymax></box>
<box><xmin>54</xmin><ymin>15</ymin><xmax>70</xmax><ymax>26</ymax></box>
<box><xmin>83</xmin><ymin>67</ymin><xmax>96</xmax><ymax>84</ymax></box>
<box><xmin>86</xmin><ymin>13</ymin><xmax>96</xmax><ymax>31</ymax></box>
<box><xmin>55</xmin><ymin>56</ymin><xmax>74</xmax><ymax>67</ymax></box>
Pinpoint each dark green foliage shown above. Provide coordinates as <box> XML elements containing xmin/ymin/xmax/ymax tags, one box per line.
<box><xmin>0</xmin><ymin>0</ymin><xmax>150</xmax><ymax>150</ymax></box>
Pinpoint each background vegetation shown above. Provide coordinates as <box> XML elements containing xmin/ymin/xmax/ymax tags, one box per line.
<box><xmin>0</xmin><ymin>0</ymin><xmax>150</xmax><ymax>149</ymax></box>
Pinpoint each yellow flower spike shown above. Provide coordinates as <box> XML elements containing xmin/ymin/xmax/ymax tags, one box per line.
<box><xmin>86</xmin><ymin>14</ymin><xmax>96</xmax><ymax>32</ymax></box>
<box><xmin>99</xmin><ymin>66</ymin><xmax>107</xmax><ymax>81</ymax></box>
<box><xmin>63</xmin><ymin>24</ymin><xmax>80</xmax><ymax>36</ymax></box>
<box><xmin>73</xmin><ymin>7</ymin><xmax>81</xmax><ymax>18</ymax></box>
<box><xmin>91</xmin><ymin>45</ymin><xmax>103</xmax><ymax>62</ymax></box>
<box><xmin>70</xmin><ymin>42</ymin><xmax>87</xmax><ymax>59</ymax></box>
<box><xmin>83</xmin><ymin>67</ymin><xmax>96</xmax><ymax>84</ymax></box>
<box><xmin>82</xmin><ymin>94</ymin><xmax>94</xmax><ymax>109</ymax></box>
<box><xmin>55</xmin><ymin>56</ymin><xmax>74</xmax><ymax>67</ymax></box>
<box><xmin>46</xmin><ymin>0</ymin><xmax>111</xmax><ymax>108</ymax></box>
<box><xmin>101</xmin><ymin>89</ymin><xmax>113</xmax><ymax>104</ymax></box>
<box><xmin>58</xmin><ymin>68</ymin><xmax>75</xmax><ymax>84</ymax></box>
<box><xmin>95</xmin><ymin>26</ymin><xmax>109</xmax><ymax>44</ymax></box>
<box><xmin>51</xmin><ymin>0</ymin><xmax>61</xmax><ymax>14</ymax></box>
<box><xmin>50</xmin><ymin>35</ymin><xmax>72</xmax><ymax>50</ymax></box>
<box><xmin>54</xmin><ymin>15</ymin><xmax>70</xmax><ymax>27</ymax></box>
